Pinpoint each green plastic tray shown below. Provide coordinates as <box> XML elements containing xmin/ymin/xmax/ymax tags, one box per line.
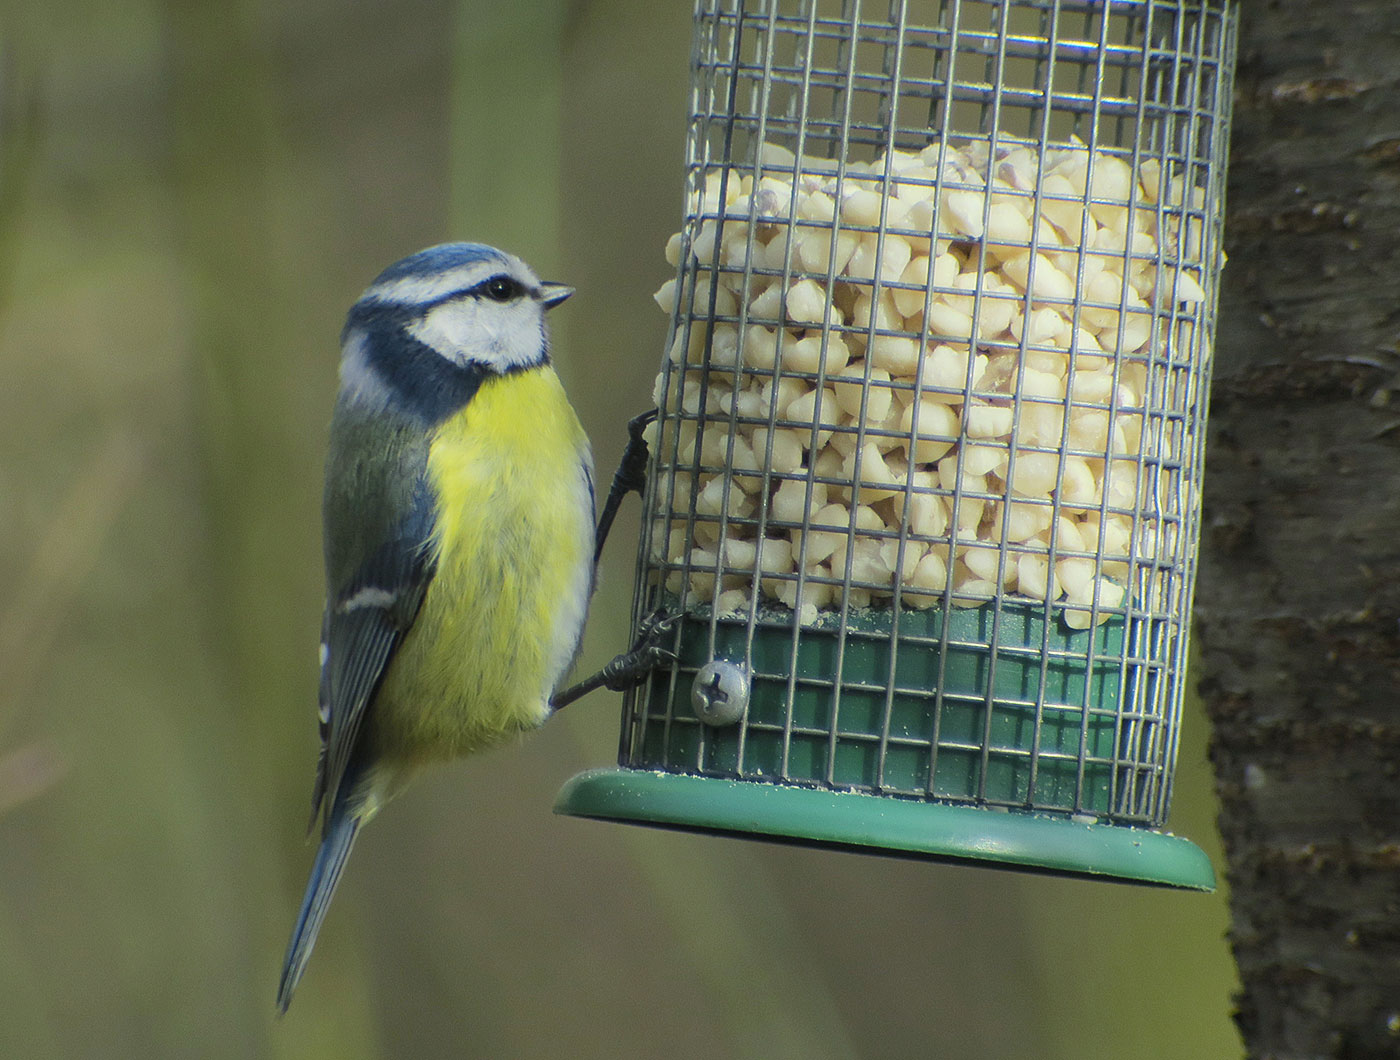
<box><xmin>554</xmin><ymin>768</ymin><xmax>1215</xmax><ymax>890</ymax></box>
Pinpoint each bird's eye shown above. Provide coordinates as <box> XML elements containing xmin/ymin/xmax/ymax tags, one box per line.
<box><xmin>482</xmin><ymin>275</ymin><xmax>520</xmax><ymax>302</ymax></box>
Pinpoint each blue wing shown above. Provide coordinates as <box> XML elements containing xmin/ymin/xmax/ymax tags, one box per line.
<box><xmin>308</xmin><ymin>475</ymin><xmax>437</xmax><ymax>837</ymax></box>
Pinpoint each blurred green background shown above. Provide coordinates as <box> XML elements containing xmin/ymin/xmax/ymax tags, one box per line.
<box><xmin>0</xmin><ymin>1</ymin><xmax>1239</xmax><ymax>1056</ymax></box>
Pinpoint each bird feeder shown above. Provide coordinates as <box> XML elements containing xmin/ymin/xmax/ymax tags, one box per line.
<box><xmin>558</xmin><ymin>0</ymin><xmax>1235</xmax><ymax>889</ymax></box>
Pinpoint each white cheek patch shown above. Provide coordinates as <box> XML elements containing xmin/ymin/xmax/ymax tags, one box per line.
<box><xmin>409</xmin><ymin>299</ymin><xmax>486</xmax><ymax>362</ymax></box>
<box><xmin>408</xmin><ymin>299</ymin><xmax>546</xmax><ymax>373</ymax></box>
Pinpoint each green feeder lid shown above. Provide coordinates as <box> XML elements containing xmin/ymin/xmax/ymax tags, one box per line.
<box><xmin>555</xmin><ymin>767</ymin><xmax>1216</xmax><ymax>891</ymax></box>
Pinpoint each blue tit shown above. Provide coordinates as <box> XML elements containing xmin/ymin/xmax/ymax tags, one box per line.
<box><xmin>277</xmin><ymin>243</ymin><xmax>594</xmax><ymax>1013</ymax></box>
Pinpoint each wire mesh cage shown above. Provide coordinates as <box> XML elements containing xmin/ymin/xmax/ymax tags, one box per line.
<box><xmin>559</xmin><ymin>0</ymin><xmax>1235</xmax><ymax>887</ymax></box>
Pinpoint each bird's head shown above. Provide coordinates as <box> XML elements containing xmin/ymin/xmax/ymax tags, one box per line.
<box><xmin>338</xmin><ymin>243</ymin><xmax>573</xmax><ymax>421</ymax></box>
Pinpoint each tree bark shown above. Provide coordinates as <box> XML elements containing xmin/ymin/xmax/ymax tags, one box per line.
<box><xmin>1197</xmin><ymin>1</ymin><xmax>1400</xmax><ymax>1057</ymax></box>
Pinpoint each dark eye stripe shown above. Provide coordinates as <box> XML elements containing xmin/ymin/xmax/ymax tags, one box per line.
<box><xmin>476</xmin><ymin>274</ymin><xmax>524</xmax><ymax>302</ymax></box>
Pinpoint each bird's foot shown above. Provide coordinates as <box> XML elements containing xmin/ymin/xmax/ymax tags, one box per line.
<box><xmin>550</xmin><ymin>609</ymin><xmax>681</xmax><ymax>711</ymax></box>
<box><xmin>599</xmin><ymin>609</ymin><xmax>681</xmax><ymax>692</ymax></box>
<box><xmin>614</xmin><ymin>408</ymin><xmax>658</xmax><ymax>498</ymax></box>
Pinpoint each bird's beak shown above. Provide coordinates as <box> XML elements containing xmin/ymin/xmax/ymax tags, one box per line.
<box><xmin>539</xmin><ymin>282</ymin><xmax>574</xmax><ymax>309</ymax></box>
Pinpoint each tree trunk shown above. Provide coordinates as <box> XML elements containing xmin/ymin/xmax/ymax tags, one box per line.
<box><xmin>1197</xmin><ymin>1</ymin><xmax>1400</xmax><ymax>1057</ymax></box>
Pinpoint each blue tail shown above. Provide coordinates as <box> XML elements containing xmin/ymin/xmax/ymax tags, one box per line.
<box><xmin>277</xmin><ymin>801</ymin><xmax>363</xmax><ymax>1013</ymax></box>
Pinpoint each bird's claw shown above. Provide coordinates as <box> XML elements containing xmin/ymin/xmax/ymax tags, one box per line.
<box><xmin>616</xmin><ymin>409</ymin><xmax>657</xmax><ymax>497</ymax></box>
<box><xmin>549</xmin><ymin>609</ymin><xmax>683</xmax><ymax>710</ymax></box>
<box><xmin>600</xmin><ymin>609</ymin><xmax>682</xmax><ymax>692</ymax></box>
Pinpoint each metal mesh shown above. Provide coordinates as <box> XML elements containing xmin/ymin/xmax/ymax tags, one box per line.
<box><xmin>624</xmin><ymin>0</ymin><xmax>1235</xmax><ymax>827</ymax></box>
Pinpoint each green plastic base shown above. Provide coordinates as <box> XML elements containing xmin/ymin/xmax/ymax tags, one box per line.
<box><xmin>555</xmin><ymin>767</ymin><xmax>1215</xmax><ymax>891</ymax></box>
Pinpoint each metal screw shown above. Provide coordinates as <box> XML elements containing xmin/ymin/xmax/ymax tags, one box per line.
<box><xmin>691</xmin><ymin>659</ymin><xmax>749</xmax><ymax>726</ymax></box>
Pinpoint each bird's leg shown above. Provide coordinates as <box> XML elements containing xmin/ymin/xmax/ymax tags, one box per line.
<box><xmin>553</xmin><ymin>411</ymin><xmax>669</xmax><ymax>712</ymax></box>
<box><xmin>593</xmin><ymin>408</ymin><xmax>657</xmax><ymax>569</ymax></box>
<box><xmin>550</xmin><ymin>609</ymin><xmax>681</xmax><ymax>711</ymax></box>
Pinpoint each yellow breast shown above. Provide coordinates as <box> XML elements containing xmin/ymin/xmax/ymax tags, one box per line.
<box><xmin>371</xmin><ymin>365</ymin><xmax>593</xmax><ymax>764</ymax></box>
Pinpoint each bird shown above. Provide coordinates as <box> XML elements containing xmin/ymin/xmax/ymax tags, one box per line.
<box><xmin>277</xmin><ymin>242</ymin><xmax>595</xmax><ymax>1013</ymax></box>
